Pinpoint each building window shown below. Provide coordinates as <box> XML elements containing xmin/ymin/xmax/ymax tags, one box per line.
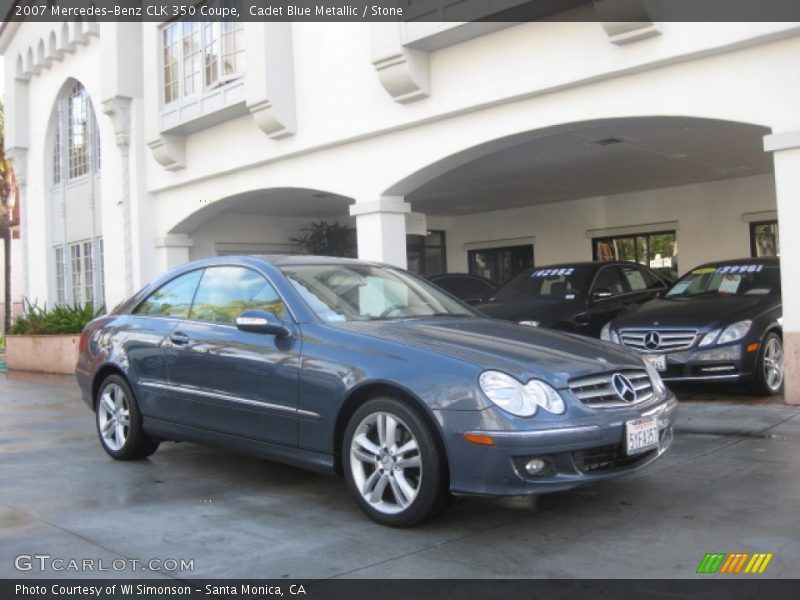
<box><xmin>593</xmin><ymin>230</ymin><xmax>678</xmax><ymax>276</ymax></box>
<box><xmin>406</xmin><ymin>230</ymin><xmax>447</xmax><ymax>276</ymax></box>
<box><xmin>55</xmin><ymin>239</ymin><xmax>104</xmax><ymax>306</ymax></box>
<box><xmin>750</xmin><ymin>220</ymin><xmax>779</xmax><ymax>257</ymax></box>
<box><xmin>68</xmin><ymin>83</ymin><xmax>89</xmax><ymax>178</ymax></box>
<box><xmin>162</xmin><ymin>10</ymin><xmax>245</xmax><ymax>106</ymax></box>
<box><xmin>53</xmin><ymin>123</ymin><xmax>62</xmax><ymax>184</ymax></box>
<box><xmin>55</xmin><ymin>247</ymin><xmax>66</xmax><ymax>305</ymax></box>
<box><xmin>468</xmin><ymin>245</ymin><xmax>534</xmax><ymax>286</ymax></box>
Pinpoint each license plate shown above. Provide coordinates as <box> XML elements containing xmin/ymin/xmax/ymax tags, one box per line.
<box><xmin>625</xmin><ymin>417</ymin><xmax>659</xmax><ymax>456</ymax></box>
<box><xmin>643</xmin><ymin>354</ymin><xmax>666</xmax><ymax>372</ymax></box>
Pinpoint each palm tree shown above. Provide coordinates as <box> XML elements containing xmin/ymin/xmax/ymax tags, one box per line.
<box><xmin>0</xmin><ymin>101</ymin><xmax>21</xmax><ymax>332</ymax></box>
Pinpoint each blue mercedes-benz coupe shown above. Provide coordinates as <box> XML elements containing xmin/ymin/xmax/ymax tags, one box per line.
<box><xmin>76</xmin><ymin>256</ymin><xmax>677</xmax><ymax>526</ymax></box>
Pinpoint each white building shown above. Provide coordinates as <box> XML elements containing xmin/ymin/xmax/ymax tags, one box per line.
<box><xmin>1</xmin><ymin>16</ymin><xmax>799</xmax><ymax>402</ymax></box>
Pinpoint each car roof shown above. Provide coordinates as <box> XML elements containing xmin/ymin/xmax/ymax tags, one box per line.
<box><xmin>526</xmin><ymin>261</ymin><xmax>651</xmax><ymax>270</ymax></box>
<box><xmin>246</xmin><ymin>254</ymin><xmax>383</xmax><ymax>267</ymax></box>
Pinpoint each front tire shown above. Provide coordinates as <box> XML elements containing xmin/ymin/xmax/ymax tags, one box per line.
<box><xmin>748</xmin><ymin>332</ymin><xmax>784</xmax><ymax>396</ymax></box>
<box><xmin>343</xmin><ymin>397</ymin><xmax>448</xmax><ymax>527</ymax></box>
<box><xmin>95</xmin><ymin>375</ymin><xmax>160</xmax><ymax>460</ymax></box>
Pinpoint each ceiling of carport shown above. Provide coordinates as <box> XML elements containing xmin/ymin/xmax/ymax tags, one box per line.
<box><xmin>407</xmin><ymin>118</ymin><xmax>773</xmax><ymax>216</ymax></box>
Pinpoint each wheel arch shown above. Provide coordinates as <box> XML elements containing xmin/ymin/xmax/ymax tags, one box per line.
<box><xmin>332</xmin><ymin>381</ymin><xmax>450</xmax><ymax>480</ymax></box>
<box><xmin>91</xmin><ymin>364</ymin><xmax>130</xmax><ymax>410</ymax></box>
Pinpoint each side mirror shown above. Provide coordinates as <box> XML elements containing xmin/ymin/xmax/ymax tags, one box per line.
<box><xmin>235</xmin><ymin>309</ymin><xmax>291</xmax><ymax>337</ymax></box>
<box><xmin>590</xmin><ymin>288</ymin><xmax>614</xmax><ymax>303</ymax></box>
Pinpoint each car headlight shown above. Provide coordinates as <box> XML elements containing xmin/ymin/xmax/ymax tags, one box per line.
<box><xmin>643</xmin><ymin>360</ymin><xmax>667</xmax><ymax>397</ymax></box>
<box><xmin>600</xmin><ymin>321</ymin><xmax>620</xmax><ymax>344</ymax></box>
<box><xmin>519</xmin><ymin>320</ymin><xmax>540</xmax><ymax>327</ymax></box>
<box><xmin>478</xmin><ymin>371</ymin><xmax>565</xmax><ymax>416</ymax></box>
<box><xmin>699</xmin><ymin>320</ymin><xmax>752</xmax><ymax>347</ymax></box>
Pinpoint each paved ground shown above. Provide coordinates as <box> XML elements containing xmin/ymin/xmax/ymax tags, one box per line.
<box><xmin>1</xmin><ymin>371</ymin><xmax>799</xmax><ymax>579</ymax></box>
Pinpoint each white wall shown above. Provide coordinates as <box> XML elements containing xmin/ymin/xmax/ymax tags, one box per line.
<box><xmin>441</xmin><ymin>174</ymin><xmax>776</xmax><ymax>275</ymax></box>
<box><xmin>189</xmin><ymin>213</ymin><xmax>356</xmax><ymax>262</ymax></box>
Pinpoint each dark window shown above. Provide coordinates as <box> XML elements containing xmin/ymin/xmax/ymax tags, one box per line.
<box><xmin>434</xmin><ymin>276</ymin><xmax>495</xmax><ymax>301</ymax></box>
<box><xmin>593</xmin><ymin>230</ymin><xmax>677</xmax><ymax>277</ymax></box>
<box><xmin>406</xmin><ymin>230</ymin><xmax>447</xmax><ymax>276</ymax></box>
<box><xmin>189</xmin><ymin>266</ymin><xmax>287</xmax><ymax>325</ymax></box>
<box><xmin>591</xmin><ymin>266</ymin><xmax>626</xmax><ymax>296</ymax></box>
<box><xmin>750</xmin><ymin>221</ymin><xmax>779</xmax><ymax>257</ymax></box>
<box><xmin>620</xmin><ymin>265</ymin><xmax>664</xmax><ymax>292</ymax></box>
<box><xmin>134</xmin><ymin>270</ymin><xmax>203</xmax><ymax>318</ymax></box>
<box><xmin>468</xmin><ymin>245</ymin><xmax>534</xmax><ymax>286</ymax></box>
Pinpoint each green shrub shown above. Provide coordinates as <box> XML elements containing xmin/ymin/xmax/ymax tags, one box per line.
<box><xmin>10</xmin><ymin>299</ymin><xmax>104</xmax><ymax>335</ymax></box>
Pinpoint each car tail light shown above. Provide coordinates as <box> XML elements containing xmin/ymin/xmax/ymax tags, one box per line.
<box><xmin>79</xmin><ymin>329</ymin><xmax>89</xmax><ymax>354</ymax></box>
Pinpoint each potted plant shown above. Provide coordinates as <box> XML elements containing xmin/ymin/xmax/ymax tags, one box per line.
<box><xmin>290</xmin><ymin>220</ymin><xmax>357</xmax><ymax>257</ymax></box>
<box><xmin>5</xmin><ymin>300</ymin><xmax>103</xmax><ymax>374</ymax></box>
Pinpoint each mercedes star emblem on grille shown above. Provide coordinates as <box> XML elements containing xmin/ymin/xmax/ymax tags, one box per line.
<box><xmin>644</xmin><ymin>331</ymin><xmax>662</xmax><ymax>351</ymax></box>
<box><xmin>611</xmin><ymin>373</ymin><xmax>637</xmax><ymax>402</ymax></box>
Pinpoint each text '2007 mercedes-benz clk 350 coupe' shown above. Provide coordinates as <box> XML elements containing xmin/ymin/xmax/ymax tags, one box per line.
<box><xmin>76</xmin><ymin>256</ymin><xmax>677</xmax><ymax>526</ymax></box>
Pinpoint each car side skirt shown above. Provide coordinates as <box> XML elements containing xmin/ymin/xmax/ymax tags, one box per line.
<box><xmin>142</xmin><ymin>417</ymin><xmax>336</xmax><ymax>475</ymax></box>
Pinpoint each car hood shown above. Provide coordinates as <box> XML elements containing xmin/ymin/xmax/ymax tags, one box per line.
<box><xmin>613</xmin><ymin>295</ymin><xmax>779</xmax><ymax>330</ymax></box>
<box><xmin>475</xmin><ymin>301</ymin><xmax>573</xmax><ymax>325</ymax></box>
<box><xmin>329</xmin><ymin>317</ymin><xmax>643</xmax><ymax>388</ymax></box>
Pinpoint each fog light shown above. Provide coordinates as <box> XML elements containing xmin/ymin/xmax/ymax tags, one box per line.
<box><xmin>525</xmin><ymin>459</ymin><xmax>547</xmax><ymax>475</ymax></box>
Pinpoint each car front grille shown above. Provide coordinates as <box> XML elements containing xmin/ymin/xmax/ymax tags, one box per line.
<box><xmin>573</xmin><ymin>443</ymin><xmax>657</xmax><ymax>473</ymax></box>
<box><xmin>568</xmin><ymin>370</ymin><xmax>654</xmax><ymax>408</ymax></box>
<box><xmin>619</xmin><ymin>328</ymin><xmax>698</xmax><ymax>352</ymax></box>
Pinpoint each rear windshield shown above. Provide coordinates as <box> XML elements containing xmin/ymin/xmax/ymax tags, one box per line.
<box><xmin>666</xmin><ymin>264</ymin><xmax>781</xmax><ymax>298</ymax></box>
<box><xmin>492</xmin><ymin>266</ymin><xmax>593</xmax><ymax>302</ymax></box>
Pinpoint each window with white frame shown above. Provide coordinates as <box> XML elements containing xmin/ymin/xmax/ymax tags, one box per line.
<box><xmin>51</xmin><ymin>82</ymin><xmax>100</xmax><ymax>184</ymax></box>
<box><xmin>54</xmin><ymin>239</ymin><xmax>105</xmax><ymax>307</ymax></box>
<box><xmin>55</xmin><ymin>247</ymin><xmax>66</xmax><ymax>305</ymax></box>
<box><xmin>161</xmin><ymin>12</ymin><xmax>244</xmax><ymax>106</ymax></box>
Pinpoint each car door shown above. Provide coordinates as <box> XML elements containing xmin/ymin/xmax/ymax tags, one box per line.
<box><xmin>127</xmin><ymin>269</ymin><xmax>204</xmax><ymax>420</ymax></box>
<box><xmin>164</xmin><ymin>265</ymin><xmax>301</xmax><ymax>447</ymax></box>
<box><xmin>577</xmin><ymin>265</ymin><xmax>628</xmax><ymax>336</ymax></box>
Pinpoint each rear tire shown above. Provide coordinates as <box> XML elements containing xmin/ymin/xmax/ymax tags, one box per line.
<box><xmin>748</xmin><ymin>332</ymin><xmax>784</xmax><ymax>396</ymax></box>
<box><xmin>95</xmin><ymin>374</ymin><xmax>160</xmax><ymax>460</ymax></box>
<box><xmin>343</xmin><ymin>397</ymin><xmax>449</xmax><ymax>527</ymax></box>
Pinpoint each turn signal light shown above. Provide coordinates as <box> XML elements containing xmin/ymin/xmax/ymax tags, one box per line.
<box><xmin>746</xmin><ymin>343</ymin><xmax>760</xmax><ymax>353</ymax></box>
<box><xmin>463</xmin><ymin>433</ymin><xmax>495</xmax><ymax>446</ymax></box>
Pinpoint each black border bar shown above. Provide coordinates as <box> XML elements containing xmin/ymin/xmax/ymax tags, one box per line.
<box><xmin>4</xmin><ymin>0</ymin><xmax>800</xmax><ymax>23</ymax></box>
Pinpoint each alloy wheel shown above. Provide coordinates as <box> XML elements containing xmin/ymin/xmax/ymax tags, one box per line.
<box><xmin>97</xmin><ymin>383</ymin><xmax>131</xmax><ymax>452</ymax></box>
<box><xmin>763</xmin><ymin>336</ymin><xmax>784</xmax><ymax>392</ymax></box>
<box><xmin>349</xmin><ymin>412</ymin><xmax>423</xmax><ymax>515</ymax></box>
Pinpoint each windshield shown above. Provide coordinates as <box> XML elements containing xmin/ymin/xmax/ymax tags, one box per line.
<box><xmin>280</xmin><ymin>264</ymin><xmax>477</xmax><ymax>322</ymax></box>
<box><xmin>492</xmin><ymin>266</ymin><xmax>593</xmax><ymax>303</ymax></box>
<box><xmin>666</xmin><ymin>264</ymin><xmax>780</xmax><ymax>298</ymax></box>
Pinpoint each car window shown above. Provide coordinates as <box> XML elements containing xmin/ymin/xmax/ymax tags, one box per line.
<box><xmin>666</xmin><ymin>264</ymin><xmax>781</xmax><ymax>298</ymax></box>
<box><xmin>133</xmin><ymin>270</ymin><xmax>203</xmax><ymax>318</ymax></box>
<box><xmin>621</xmin><ymin>266</ymin><xmax>651</xmax><ymax>292</ymax></box>
<box><xmin>493</xmin><ymin>266</ymin><xmax>593</xmax><ymax>302</ymax></box>
<box><xmin>592</xmin><ymin>266</ymin><xmax>626</xmax><ymax>296</ymax></box>
<box><xmin>189</xmin><ymin>266</ymin><xmax>287</xmax><ymax>325</ymax></box>
<box><xmin>281</xmin><ymin>264</ymin><xmax>474</xmax><ymax>322</ymax></box>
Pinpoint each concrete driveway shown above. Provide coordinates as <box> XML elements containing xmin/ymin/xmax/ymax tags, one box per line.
<box><xmin>1</xmin><ymin>372</ymin><xmax>798</xmax><ymax>579</ymax></box>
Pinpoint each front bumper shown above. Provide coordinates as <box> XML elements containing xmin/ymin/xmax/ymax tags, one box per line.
<box><xmin>439</xmin><ymin>392</ymin><xmax>678</xmax><ymax>496</ymax></box>
<box><xmin>639</xmin><ymin>343</ymin><xmax>759</xmax><ymax>383</ymax></box>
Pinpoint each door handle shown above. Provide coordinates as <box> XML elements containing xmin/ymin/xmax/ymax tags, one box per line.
<box><xmin>170</xmin><ymin>331</ymin><xmax>191</xmax><ymax>346</ymax></box>
<box><xmin>574</xmin><ymin>314</ymin><xmax>591</xmax><ymax>327</ymax></box>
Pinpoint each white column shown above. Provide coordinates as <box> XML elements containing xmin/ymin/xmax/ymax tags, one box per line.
<box><xmin>764</xmin><ymin>131</ymin><xmax>800</xmax><ymax>405</ymax></box>
<box><xmin>349</xmin><ymin>197</ymin><xmax>410</xmax><ymax>268</ymax></box>
<box><xmin>153</xmin><ymin>235</ymin><xmax>193</xmax><ymax>275</ymax></box>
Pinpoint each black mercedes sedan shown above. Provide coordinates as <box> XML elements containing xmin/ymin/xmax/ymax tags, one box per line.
<box><xmin>76</xmin><ymin>256</ymin><xmax>677</xmax><ymax>527</ymax></box>
<box><xmin>601</xmin><ymin>258</ymin><xmax>783</xmax><ymax>395</ymax></box>
<box><xmin>428</xmin><ymin>273</ymin><xmax>497</xmax><ymax>305</ymax></box>
<box><xmin>476</xmin><ymin>261</ymin><xmax>668</xmax><ymax>338</ymax></box>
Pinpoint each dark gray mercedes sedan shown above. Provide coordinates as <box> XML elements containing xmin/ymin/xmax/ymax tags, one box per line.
<box><xmin>76</xmin><ymin>256</ymin><xmax>677</xmax><ymax>526</ymax></box>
